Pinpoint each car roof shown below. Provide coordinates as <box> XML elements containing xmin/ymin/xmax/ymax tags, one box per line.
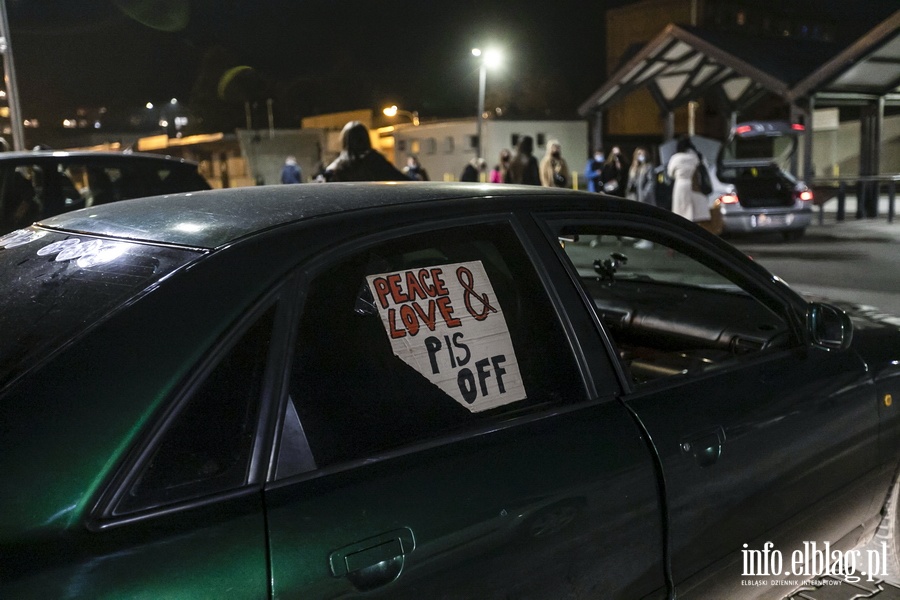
<box><xmin>37</xmin><ymin>182</ymin><xmax>618</xmax><ymax>250</ymax></box>
<box><xmin>0</xmin><ymin>150</ymin><xmax>199</xmax><ymax>165</ymax></box>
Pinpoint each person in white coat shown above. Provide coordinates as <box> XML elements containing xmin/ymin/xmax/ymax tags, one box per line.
<box><xmin>667</xmin><ymin>136</ymin><xmax>710</xmax><ymax>223</ymax></box>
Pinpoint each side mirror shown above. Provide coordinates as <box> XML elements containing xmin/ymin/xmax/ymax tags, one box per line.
<box><xmin>807</xmin><ymin>303</ymin><xmax>853</xmax><ymax>351</ymax></box>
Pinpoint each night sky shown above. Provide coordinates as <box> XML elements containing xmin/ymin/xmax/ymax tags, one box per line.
<box><xmin>5</xmin><ymin>0</ymin><xmax>897</xmax><ymax>131</ymax></box>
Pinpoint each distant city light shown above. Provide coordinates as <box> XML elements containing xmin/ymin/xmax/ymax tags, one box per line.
<box><xmin>145</xmin><ymin>102</ymin><xmax>154</xmax><ymax>109</ymax></box>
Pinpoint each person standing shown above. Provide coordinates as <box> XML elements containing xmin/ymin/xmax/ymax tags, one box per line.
<box><xmin>584</xmin><ymin>149</ymin><xmax>605</xmax><ymax>192</ymax></box>
<box><xmin>601</xmin><ymin>146</ymin><xmax>627</xmax><ymax>197</ymax></box>
<box><xmin>539</xmin><ymin>140</ymin><xmax>570</xmax><ymax>188</ymax></box>
<box><xmin>626</xmin><ymin>147</ymin><xmax>655</xmax><ymax>204</ymax></box>
<box><xmin>403</xmin><ymin>155</ymin><xmax>429</xmax><ymax>181</ymax></box>
<box><xmin>666</xmin><ymin>136</ymin><xmax>710</xmax><ymax>223</ymax></box>
<box><xmin>281</xmin><ymin>155</ymin><xmax>302</xmax><ymax>184</ymax></box>
<box><xmin>324</xmin><ymin>121</ymin><xmax>410</xmax><ymax>182</ymax></box>
<box><xmin>490</xmin><ymin>149</ymin><xmax>511</xmax><ymax>183</ymax></box>
<box><xmin>460</xmin><ymin>157</ymin><xmax>487</xmax><ymax>182</ymax></box>
<box><xmin>507</xmin><ymin>136</ymin><xmax>540</xmax><ymax>185</ymax></box>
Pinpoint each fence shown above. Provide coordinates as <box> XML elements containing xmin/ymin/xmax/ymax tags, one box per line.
<box><xmin>809</xmin><ymin>175</ymin><xmax>900</xmax><ymax>224</ymax></box>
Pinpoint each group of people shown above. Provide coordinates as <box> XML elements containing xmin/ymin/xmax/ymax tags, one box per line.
<box><xmin>584</xmin><ymin>136</ymin><xmax>714</xmax><ymax>227</ymax></box>
<box><xmin>468</xmin><ymin>135</ymin><xmax>570</xmax><ymax>188</ymax></box>
<box><xmin>280</xmin><ymin>121</ymin><xmax>712</xmax><ymax>229</ymax></box>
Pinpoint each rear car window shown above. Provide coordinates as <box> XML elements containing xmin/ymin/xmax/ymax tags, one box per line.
<box><xmin>0</xmin><ymin>158</ymin><xmax>210</xmax><ymax>235</ymax></box>
<box><xmin>0</xmin><ymin>228</ymin><xmax>201</xmax><ymax>390</ymax></box>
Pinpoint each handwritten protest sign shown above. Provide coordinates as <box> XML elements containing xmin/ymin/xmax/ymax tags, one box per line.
<box><xmin>365</xmin><ymin>260</ymin><xmax>526</xmax><ymax>412</ymax></box>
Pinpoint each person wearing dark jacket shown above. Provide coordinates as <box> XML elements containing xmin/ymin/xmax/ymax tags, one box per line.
<box><xmin>460</xmin><ymin>157</ymin><xmax>487</xmax><ymax>182</ymax></box>
<box><xmin>324</xmin><ymin>121</ymin><xmax>410</xmax><ymax>182</ymax></box>
<box><xmin>281</xmin><ymin>156</ymin><xmax>302</xmax><ymax>184</ymax></box>
<box><xmin>507</xmin><ymin>135</ymin><xmax>540</xmax><ymax>185</ymax></box>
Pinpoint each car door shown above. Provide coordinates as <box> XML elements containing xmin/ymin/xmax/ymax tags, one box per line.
<box><xmin>264</xmin><ymin>218</ymin><xmax>667</xmax><ymax>599</ymax></box>
<box><xmin>542</xmin><ymin>216</ymin><xmax>886</xmax><ymax>598</ymax></box>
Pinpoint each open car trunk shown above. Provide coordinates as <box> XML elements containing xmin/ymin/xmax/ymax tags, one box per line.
<box><xmin>716</xmin><ymin>121</ymin><xmax>803</xmax><ymax>209</ymax></box>
<box><xmin>715</xmin><ymin>163</ymin><xmax>798</xmax><ymax>209</ymax></box>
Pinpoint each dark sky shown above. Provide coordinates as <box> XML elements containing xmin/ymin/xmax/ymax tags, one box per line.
<box><xmin>8</xmin><ymin>0</ymin><xmax>611</xmax><ymax>127</ymax></box>
<box><xmin>5</xmin><ymin>0</ymin><xmax>897</xmax><ymax>130</ymax></box>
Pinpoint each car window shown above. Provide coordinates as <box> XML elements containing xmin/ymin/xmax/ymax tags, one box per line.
<box><xmin>555</xmin><ymin>227</ymin><xmax>791</xmax><ymax>386</ymax></box>
<box><xmin>114</xmin><ymin>305</ymin><xmax>275</xmax><ymax>515</ymax></box>
<box><xmin>279</xmin><ymin>222</ymin><xmax>584</xmax><ymax>474</ymax></box>
<box><xmin>0</xmin><ymin>159</ymin><xmax>209</xmax><ymax>236</ymax></box>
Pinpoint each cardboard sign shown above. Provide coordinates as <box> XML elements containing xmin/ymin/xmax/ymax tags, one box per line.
<box><xmin>366</xmin><ymin>260</ymin><xmax>526</xmax><ymax>413</ymax></box>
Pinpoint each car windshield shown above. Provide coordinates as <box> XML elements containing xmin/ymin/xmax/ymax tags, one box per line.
<box><xmin>561</xmin><ymin>233</ymin><xmax>744</xmax><ymax>292</ymax></box>
<box><xmin>0</xmin><ymin>228</ymin><xmax>201</xmax><ymax>390</ymax></box>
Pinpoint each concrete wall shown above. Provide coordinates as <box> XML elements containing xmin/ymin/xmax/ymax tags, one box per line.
<box><xmin>810</xmin><ymin>113</ymin><xmax>900</xmax><ymax>178</ymax></box>
<box><xmin>237</xmin><ymin>128</ymin><xmax>326</xmax><ymax>184</ymax></box>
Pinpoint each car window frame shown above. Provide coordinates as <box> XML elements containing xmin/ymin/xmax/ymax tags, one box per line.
<box><xmin>532</xmin><ymin>211</ymin><xmax>810</xmax><ymax>394</ymax></box>
<box><xmin>267</xmin><ymin>210</ymin><xmax>607</xmax><ymax>485</ymax></box>
<box><xmin>89</xmin><ymin>283</ymin><xmax>293</xmax><ymax>529</ymax></box>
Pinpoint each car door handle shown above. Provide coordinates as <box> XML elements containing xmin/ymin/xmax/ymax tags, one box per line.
<box><xmin>680</xmin><ymin>426</ymin><xmax>726</xmax><ymax>468</ymax></box>
<box><xmin>329</xmin><ymin>528</ymin><xmax>416</xmax><ymax>591</ymax></box>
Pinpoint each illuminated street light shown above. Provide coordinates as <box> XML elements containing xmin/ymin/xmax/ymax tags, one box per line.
<box><xmin>471</xmin><ymin>47</ymin><xmax>502</xmax><ymax>160</ymax></box>
<box><xmin>383</xmin><ymin>105</ymin><xmax>419</xmax><ymax>126</ymax></box>
<box><xmin>145</xmin><ymin>102</ymin><xmax>154</xmax><ymax>110</ymax></box>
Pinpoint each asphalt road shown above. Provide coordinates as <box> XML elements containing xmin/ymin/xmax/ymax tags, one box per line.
<box><xmin>729</xmin><ymin>220</ymin><xmax>900</xmax><ymax>317</ymax></box>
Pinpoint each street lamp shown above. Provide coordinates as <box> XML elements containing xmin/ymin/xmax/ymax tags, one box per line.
<box><xmin>383</xmin><ymin>105</ymin><xmax>419</xmax><ymax>126</ymax></box>
<box><xmin>471</xmin><ymin>48</ymin><xmax>502</xmax><ymax>160</ymax></box>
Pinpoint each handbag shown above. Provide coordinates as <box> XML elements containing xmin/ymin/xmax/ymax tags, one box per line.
<box><xmin>692</xmin><ymin>162</ymin><xmax>713</xmax><ymax>195</ymax></box>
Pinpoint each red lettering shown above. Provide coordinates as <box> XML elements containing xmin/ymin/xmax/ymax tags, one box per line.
<box><xmin>436</xmin><ymin>296</ymin><xmax>461</xmax><ymax>327</ymax></box>
<box><xmin>399</xmin><ymin>304</ymin><xmax>419</xmax><ymax>336</ymax></box>
<box><xmin>387</xmin><ymin>308</ymin><xmax>405</xmax><ymax>338</ymax></box>
<box><xmin>412</xmin><ymin>301</ymin><xmax>437</xmax><ymax>331</ymax></box>
<box><xmin>371</xmin><ymin>277</ymin><xmax>392</xmax><ymax>309</ymax></box>
<box><xmin>405</xmin><ymin>270</ymin><xmax>427</xmax><ymax>301</ymax></box>
<box><xmin>387</xmin><ymin>274</ymin><xmax>407</xmax><ymax>303</ymax></box>
<box><xmin>417</xmin><ymin>269</ymin><xmax>437</xmax><ymax>297</ymax></box>
<box><xmin>431</xmin><ymin>268</ymin><xmax>449</xmax><ymax>296</ymax></box>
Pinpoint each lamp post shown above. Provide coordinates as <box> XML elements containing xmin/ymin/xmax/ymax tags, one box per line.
<box><xmin>383</xmin><ymin>105</ymin><xmax>419</xmax><ymax>126</ymax></box>
<box><xmin>0</xmin><ymin>0</ymin><xmax>24</xmax><ymax>150</ymax></box>
<box><xmin>471</xmin><ymin>48</ymin><xmax>501</xmax><ymax>161</ymax></box>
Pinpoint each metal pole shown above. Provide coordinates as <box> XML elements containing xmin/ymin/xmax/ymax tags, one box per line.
<box><xmin>889</xmin><ymin>179</ymin><xmax>896</xmax><ymax>224</ymax></box>
<box><xmin>267</xmin><ymin>98</ymin><xmax>274</xmax><ymax>139</ymax></box>
<box><xmin>476</xmin><ymin>62</ymin><xmax>486</xmax><ymax>159</ymax></box>
<box><xmin>0</xmin><ymin>0</ymin><xmax>25</xmax><ymax>150</ymax></box>
<box><xmin>837</xmin><ymin>181</ymin><xmax>846</xmax><ymax>222</ymax></box>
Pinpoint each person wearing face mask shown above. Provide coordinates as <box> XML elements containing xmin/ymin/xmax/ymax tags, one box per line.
<box><xmin>601</xmin><ymin>146</ymin><xmax>627</xmax><ymax>197</ymax></box>
<box><xmin>539</xmin><ymin>140</ymin><xmax>570</xmax><ymax>188</ymax></box>
<box><xmin>626</xmin><ymin>147</ymin><xmax>655</xmax><ymax>205</ymax></box>
<box><xmin>584</xmin><ymin>148</ymin><xmax>605</xmax><ymax>193</ymax></box>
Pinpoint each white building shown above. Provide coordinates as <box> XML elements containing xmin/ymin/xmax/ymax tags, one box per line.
<box><xmin>388</xmin><ymin>119</ymin><xmax>589</xmax><ymax>184</ymax></box>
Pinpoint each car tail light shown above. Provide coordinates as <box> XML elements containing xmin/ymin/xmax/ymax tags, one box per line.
<box><xmin>795</xmin><ymin>190</ymin><xmax>813</xmax><ymax>202</ymax></box>
<box><xmin>735</xmin><ymin>125</ymin><xmax>753</xmax><ymax>135</ymax></box>
<box><xmin>791</xmin><ymin>123</ymin><xmax>806</xmax><ymax>131</ymax></box>
<box><xmin>718</xmin><ymin>193</ymin><xmax>740</xmax><ymax>204</ymax></box>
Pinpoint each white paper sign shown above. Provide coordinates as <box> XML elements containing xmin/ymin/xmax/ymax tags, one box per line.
<box><xmin>366</xmin><ymin>260</ymin><xmax>526</xmax><ymax>413</ymax></box>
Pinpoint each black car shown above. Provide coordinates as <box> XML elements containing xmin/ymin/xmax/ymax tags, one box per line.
<box><xmin>1</xmin><ymin>182</ymin><xmax>898</xmax><ymax>599</ymax></box>
<box><xmin>0</xmin><ymin>150</ymin><xmax>210</xmax><ymax>234</ymax></box>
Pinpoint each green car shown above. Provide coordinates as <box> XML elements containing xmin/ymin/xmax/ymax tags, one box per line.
<box><xmin>1</xmin><ymin>182</ymin><xmax>899</xmax><ymax>599</ymax></box>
